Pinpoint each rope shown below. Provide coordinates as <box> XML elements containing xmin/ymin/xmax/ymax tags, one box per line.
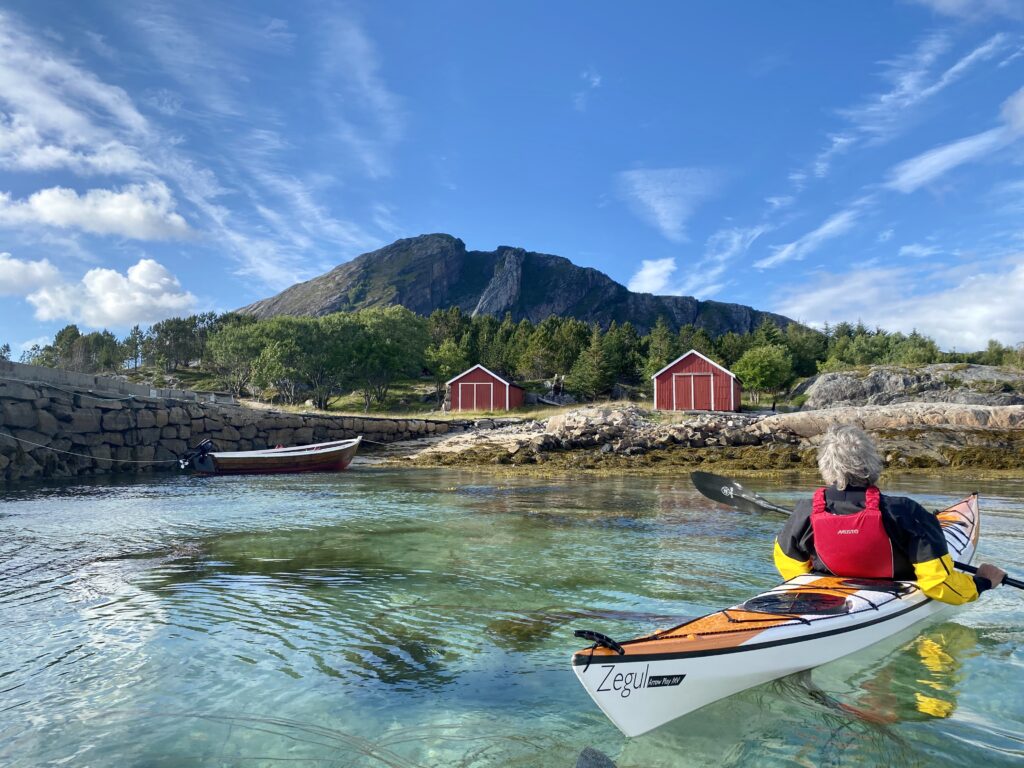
<box><xmin>0</xmin><ymin>430</ymin><xmax>180</xmax><ymax>464</ymax></box>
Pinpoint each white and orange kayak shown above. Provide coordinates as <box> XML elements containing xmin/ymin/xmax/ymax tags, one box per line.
<box><xmin>571</xmin><ymin>494</ymin><xmax>979</xmax><ymax>737</ymax></box>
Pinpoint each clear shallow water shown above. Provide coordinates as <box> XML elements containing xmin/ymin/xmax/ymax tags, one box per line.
<box><xmin>0</xmin><ymin>469</ymin><xmax>1021</xmax><ymax>767</ymax></box>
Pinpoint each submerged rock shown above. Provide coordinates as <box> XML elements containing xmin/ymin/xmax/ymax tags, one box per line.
<box><xmin>576</xmin><ymin>746</ymin><xmax>617</xmax><ymax>768</ymax></box>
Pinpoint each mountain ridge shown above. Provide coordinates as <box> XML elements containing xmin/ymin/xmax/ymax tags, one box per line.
<box><xmin>239</xmin><ymin>233</ymin><xmax>795</xmax><ymax>335</ymax></box>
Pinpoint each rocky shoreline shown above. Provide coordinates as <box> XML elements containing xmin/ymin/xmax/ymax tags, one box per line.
<box><xmin>403</xmin><ymin>403</ymin><xmax>1024</xmax><ymax>475</ymax></box>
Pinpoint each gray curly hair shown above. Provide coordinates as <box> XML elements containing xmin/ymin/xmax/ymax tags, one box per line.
<box><xmin>817</xmin><ymin>425</ymin><xmax>883</xmax><ymax>490</ymax></box>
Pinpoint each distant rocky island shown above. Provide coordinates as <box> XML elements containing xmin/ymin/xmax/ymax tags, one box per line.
<box><xmin>239</xmin><ymin>233</ymin><xmax>794</xmax><ymax>335</ymax></box>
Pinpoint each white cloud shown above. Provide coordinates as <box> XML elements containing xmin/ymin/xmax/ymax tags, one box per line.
<box><xmin>885</xmin><ymin>86</ymin><xmax>1024</xmax><ymax>193</ymax></box>
<box><xmin>878</xmin><ymin>228</ymin><xmax>895</xmax><ymax>242</ymax></box>
<box><xmin>618</xmin><ymin>167</ymin><xmax>724</xmax><ymax>242</ymax></box>
<box><xmin>813</xmin><ymin>133</ymin><xmax>857</xmax><ymax>177</ymax></box>
<box><xmin>626</xmin><ymin>226</ymin><xmax>767</xmax><ymax>298</ymax></box>
<box><xmin>0</xmin><ymin>252</ymin><xmax>60</xmax><ymax>295</ymax></box>
<box><xmin>0</xmin><ymin>13</ymin><xmax>150</xmax><ymax>175</ymax></box>
<box><xmin>840</xmin><ymin>33</ymin><xmax>1008</xmax><ymax>139</ymax></box>
<box><xmin>317</xmin><ymin>16</ymin><xmax>404</xmax><ymax>179</ymax></box>
<box><xmin>27</xmin><ymin>258</ymin><xmax>197</xmax><ymax>328</ymax></box>
<box><xmin>0</xmin><ymin>182</ymin><xmax>191</xmax><ymax>240</ymax></box>
<box><xmin>756</xmin><ymin>208</ymin><xmax>861</xmax><ymax>269</ymax></box>
<box><xmin>775</xmin><ymin>257</ymin><xmax>1024</xmax><ymax>349</ymax></box>
<box><xmin>677</xmin><ymin>226</ymin><xmax>769</xmax><ymax>296</ymax></box>
<box><xmin>573</xmin><ymin>68</ymin><xmax>602</xmax><ymax>111</ymax></box>
<box><xmin>887</xmin><ymin>127</ymin><xmax>1009</xmax><ymax>192</ymax></box>
<box><xmin>627</xmin><ymin>257</ymin><xmax>676</xmax><ymax>293</ymax></box>
<box><xmin>899</xmin><ymin>243</ymin><xmax>941</xmax><ymax>258</ymax></box>
<box><xmin>17</xmin><ymin>335</ymin><xmax>51</xmax><ymax>354</ymax></box>
<box><xmin>909</xmin><ymin>0</ymin><xmax>1023</xmax><ymax>19</ymax></box>
<box><xmin>766</xmin><ymin>195</ymin><xmax>795</xmax><ymax>210</ymax></box>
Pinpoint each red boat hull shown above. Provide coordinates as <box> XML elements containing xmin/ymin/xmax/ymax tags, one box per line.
<box><xmin>193</xmin><ymin>438</ymin><xmax>361</xmax><ymax>476</ymax></box>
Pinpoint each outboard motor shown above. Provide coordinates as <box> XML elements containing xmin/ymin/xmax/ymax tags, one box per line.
<box><xmin>179</xmin><ymin>438</ymin><xmax>215</xmax><ymax>470</ymax></box>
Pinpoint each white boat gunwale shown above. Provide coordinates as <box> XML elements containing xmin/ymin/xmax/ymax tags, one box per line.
<box><xmin>209</xmin><ymin>437</ymin><xmax>361</xmax><ymax>459</ymax></box>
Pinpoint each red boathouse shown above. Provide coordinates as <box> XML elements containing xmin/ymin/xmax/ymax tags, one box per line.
<box><xmin>652</xmin><ymin>350</ymin><xmax>742</xmax><ymax>412</ymax></box>
<box><xmin>446</xmin><ymin>364</ymin><xmax>525</xmax><ymax>412</ymax></box>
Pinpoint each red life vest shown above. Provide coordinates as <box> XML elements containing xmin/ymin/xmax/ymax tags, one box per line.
<box><xmin>810</xmin><ymin>486</ymin><xmax>894</xmax><ymax>579</ymax></box>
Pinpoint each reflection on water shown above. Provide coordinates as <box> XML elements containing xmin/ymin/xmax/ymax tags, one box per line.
<box><xmin>0</xmin><ymin>469</ymin><xmax>1021</xmax><ymax>766</ymax></box>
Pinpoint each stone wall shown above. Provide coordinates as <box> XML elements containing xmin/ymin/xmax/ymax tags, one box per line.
<box><xmin>0</xmin><ymin>376</ymin><xmax>470</xmax><ymax>484</ymax></box>
<box><xmin>0</xmin><ymin>359</ymin><xmax>231</xmax><ymax>402</ymax></box>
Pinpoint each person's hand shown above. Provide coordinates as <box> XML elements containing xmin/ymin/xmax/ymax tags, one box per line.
<box><xmin>976</xmin><ymin>563</ymin><xmax>1006</xmax><ymax>587</ymax></box>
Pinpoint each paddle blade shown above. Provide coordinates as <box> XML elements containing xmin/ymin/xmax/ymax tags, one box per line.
<box><xmin>690</xmin><ymin>471</ymin><xmax>792</xmax><ymax>516</ymax></box>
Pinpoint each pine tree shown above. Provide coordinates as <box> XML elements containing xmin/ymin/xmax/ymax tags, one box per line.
<box><xmin>643</xmin><ymin>316</ymin><xmax>678</xmax><ymax>380</ymax></box>
<box><xmin>568</xmin><ymin>324</ymin><xmax>611</xmax><ymax>399</ymax></box>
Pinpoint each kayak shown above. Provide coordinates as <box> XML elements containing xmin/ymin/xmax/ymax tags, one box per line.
<box><xmin>571</xmin><ymin>493</ymin><xmax>979</xmax><ymax>737</ymax></box>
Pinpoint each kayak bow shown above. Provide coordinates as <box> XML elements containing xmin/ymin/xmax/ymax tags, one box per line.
<box><xmin>571</xmin><ymin>493</ymin><xmax>979</xmax><ymax>737</ymax></box>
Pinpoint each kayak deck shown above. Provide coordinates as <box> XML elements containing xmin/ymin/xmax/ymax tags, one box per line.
<box><xmin>571</xmin><ymin>493</ymin><xmax>979</xmax><ymax>737</ymax></box>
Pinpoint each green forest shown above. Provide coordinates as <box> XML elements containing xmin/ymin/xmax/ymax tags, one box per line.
<box><xmin>4</xmin><ymin>307</ymin><xmax>1023</xmax><ymax>412</ymax></box>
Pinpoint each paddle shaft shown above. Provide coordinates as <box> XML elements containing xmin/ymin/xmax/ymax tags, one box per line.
<box><xmin>690</xmin><ymin>471</ymin><xmax>1023</xmax><ymax>592</ymax></box>
<box><xmin>954</xmin><ymin>561</ymin><xmax>1024</xmax><ymax>590</ymax></box>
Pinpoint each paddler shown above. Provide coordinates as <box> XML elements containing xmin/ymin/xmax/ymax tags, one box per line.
<box><xmin>774</xmin><ymin>425</ymin><xmax>1005</xmax><ymax>604</ymax></box>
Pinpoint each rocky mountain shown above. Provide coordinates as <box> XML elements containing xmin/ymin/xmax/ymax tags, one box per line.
<box><xmin>240</xmin><ymin>233</ymin><xmax>795</xmax><ymax>335</ymax></box>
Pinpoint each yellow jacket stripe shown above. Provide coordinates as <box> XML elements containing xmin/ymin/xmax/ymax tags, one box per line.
<box><xmin>913</xmin><ymin>554</ymin><xmax>979</xmax><ymax>605</ymax></box>
<box><xmin>774</xmin><ymin>538</ymin><xmax>812</xmax><ymax>580</ymax></box>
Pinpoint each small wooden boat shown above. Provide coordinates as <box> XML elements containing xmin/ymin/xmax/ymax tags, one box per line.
<box><xmin>180</xmin><ymin>437</ymin><xmax>361</xmax><ymax>475</ymax></box>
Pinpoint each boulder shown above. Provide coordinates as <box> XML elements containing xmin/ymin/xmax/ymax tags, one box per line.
<box><xmin>3</xmin><ymin>401</ymin><xmax>38</xmax><ymax>430</ymax></box>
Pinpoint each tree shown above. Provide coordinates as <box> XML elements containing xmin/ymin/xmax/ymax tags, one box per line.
<box><xmin>716</xmin><ymin>331</ymin><xmax>751</xmax><ymax>368</ymax></box>
<box><xmin>207</xmin><ymin>323</ymin><xmax>266</xmax><ymax>396</ymax></box>
<box><xmin>351</xmin><ymin>306</ymin><xmax>428</xmax><ymax>411</ymax></box>
<box><xmin>732</xmin><ymin>344</ymin><xmax>794</xmax><ymax>406</ymax></box>
<box><xmin>678</xmin><ymin>325</ymin><xmax>716</xmax><ymax>360</ymax></box>
<box><xmin>568</xmin><ymin>324</ymin><xmax>612</xmax><ymax>399</ymax></box>
<box><xmin>517</xmin><ymin>317</ymin><xmax>559</xmax><ymax>380</ymax></box>
<box><xmin>783</xmin><ymin>324</ymin><xmax>827</xmax><ymax>377</ymax></box>
<box><xmin>603</xmin><ymin>321</ymin><xmax>642</xmax><ymax>384</ymax></box>
<box><xmin>0</xmin><ymin>342</ymin><xmax>10</xmax><ymax>361</ymax></box>
<box><xmin>146</xmin><ymin>317</ymin><xmax>199</xmax><ymax>371</ymax></box>
<box><xmin>753</xmin><ymin>318</ymin><xmax>786</xmax><ymax>348</ymax></box>
<box><xmin>643</xmin><ymin>316</ymin><xmax>678</xmax><ymax>381</ymax></box>
<box><xmin>426</xmin><ymin>338</ymin><xmax>469</xmax><ymax>406</ymax></box>
<box><xmin>551</xmin><ymin>317</ymin><xmax>590</xmax><ymax>374</ymax></box>
<box><xmin>122</xmin><ymin>325</ymin><xmax>145</xmax><ymax>370</ymax></box>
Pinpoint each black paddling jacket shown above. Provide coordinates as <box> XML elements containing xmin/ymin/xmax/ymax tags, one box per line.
<box><xmin>774</xmin><ymin>486</ymin><xmax>988</xmax><ymax>606</ymax></box>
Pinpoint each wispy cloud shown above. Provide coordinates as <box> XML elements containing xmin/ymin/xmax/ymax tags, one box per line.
<box><xmin>839</xmin><ymin>32</ymin><xmax>1008</xmax><ymax>140</ymax></box>
<box><xmin>617</xmin><ymin>167</ymin><xmax>725</xmax><ymax>242</ymax></box>
<box><xmin>0</xmin><ymin>7</ymin><xmax>390</xmax><ymax>292</ymax></box>
<box><xmin>626</xmin><ymin>225</ymin><xmax>767</xmax><ymax>298</ymax></box>
<box><xmin>317</xmin><ymin>14</ymin><xmax>404</xmax><ymax>179</ymax></box>
<box><xmin>898</xmin><ymin>242</ymin><xmax>941</xmax><ymax>258</ymax></box>
<box><xmin>813</xmin><ymin>133</ymin><xmax>857</xmax><ymax>177</ymax></box>
<box><xmin>755</xmin><ymin>207</ymin><xmax>862</xmax><ymax>269</ymax></box>
<box><xmin>765</xmin><ymin>195</ymin><xmax>795</xmax><ymax>210</ymax></box>
<box><xmin>886</xmin><ymin>86</ymin><xmax>1024</xmax><ymax>193</ymax></box>
<box><xmin>878</xmin><ymin>228</ymin><xmax>895</xmax><ymax>242</ymax></box>
<box><xmin>573</xmin><ymin>67</ymin><xmax>602</xmax><ymax>111</ymax></box>
<box><xmin>909</xmin><ymin>0</ymin><xmax>1024</xmax><ymax>20</ymax></box>
<box><xmin>775</xmin><ymin>255</ymin><xmax>1024</xmax><ymax>349</ymax></box>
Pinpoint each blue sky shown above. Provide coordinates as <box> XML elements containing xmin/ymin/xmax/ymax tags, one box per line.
<box><xmin>1</xmin><ymin>0</ymin><xmax>1023</xmax><ymax>353</ymax></box>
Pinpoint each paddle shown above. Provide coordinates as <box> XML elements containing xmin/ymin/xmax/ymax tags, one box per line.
<box><xmin>690</xmin><ymin>470</ymin><xmax>1024</xmax><ymax>590</ymax></box>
